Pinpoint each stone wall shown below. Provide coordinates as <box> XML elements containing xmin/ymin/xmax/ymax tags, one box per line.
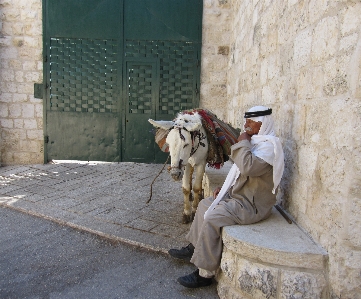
<box><xmin>200</xmin><ymin>0</ymin><xmax>361</xmax><ymax>298</ymax></box>
<box><xmin>0</xmin><ymin>0</ymin><xmax>43</xmax><ymax>165</ymax></box>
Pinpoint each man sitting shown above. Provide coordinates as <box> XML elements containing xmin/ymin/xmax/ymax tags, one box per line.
<box><xmin>169</xmin><ymin>106</ymin><xmax>285</xmax><ymax>288</ymax></box>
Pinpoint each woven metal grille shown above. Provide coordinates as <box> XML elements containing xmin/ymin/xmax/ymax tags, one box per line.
<box><xmin>128</xmin><ymin>65</ymin><xmax>153</xmax><ymax>114</ymax></box>
<box><xmin>125</xmin><ymin>40</ymin><xmax>195</xmax><ymax>115</ymax></box>
<box><xmin>49</xmin><ymin>38</ymin><xmax>118</xmax><ymax>113</ymax></box>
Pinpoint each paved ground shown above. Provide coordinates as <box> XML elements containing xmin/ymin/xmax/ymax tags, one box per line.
<box><xmin>0</xmin><ymin>207</ymin><xmax>218</xmax><ymax>299</ymax></box>
<box><xmin>0</xmin><ymin>161</ymin><xmax>219</xmax><ymax>298</ymax></box>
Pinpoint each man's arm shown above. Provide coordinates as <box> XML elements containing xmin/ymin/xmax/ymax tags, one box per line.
<box><xmin>231</xmin><ymin>136</ymin><xmax>272</xmax><ymax>177</ymax></box>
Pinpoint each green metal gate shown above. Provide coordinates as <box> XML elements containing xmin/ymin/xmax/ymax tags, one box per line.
<box><xmin>43</xmin><ymin>0</ymin><xmax>203</xmax><ymax>163</ymax></box>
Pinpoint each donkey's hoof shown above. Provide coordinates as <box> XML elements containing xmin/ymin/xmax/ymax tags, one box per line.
<box><xmin>182</xmin><ymin>214</ymin><xmax>192</xmax><ymax>224</ymax></box>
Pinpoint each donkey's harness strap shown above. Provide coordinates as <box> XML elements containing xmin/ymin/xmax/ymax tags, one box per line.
<box><xmin>190</xmin><ymin>130</ymin><xmax>206</xmax><ymax>157</ymax></box>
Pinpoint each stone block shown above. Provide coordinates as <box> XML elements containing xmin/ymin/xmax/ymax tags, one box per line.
<box><xmin>12</xmin><ymin>22</ymin><xmax>24</xmax><ymax>35</ymax></box>
<box><xmin>0</xmin><ymin>103</ymin><xmax>9</xmax><ymax>118</ymax></box>
<box><xmin>1</xmin><ymin>69</ymin><xmax>15</xmax><ymax>81</ymax></box>
<box><xmin>348</xmin><ymin>195</ymin><xmax>361</xmax><ymax>247</ymax></box>
<box><xmin>13</xmin><ymin>93</ymin><xmax>27</xmax><ymax>102</ymax></box>
<box><xmin>17</xmin><ymin>82</ymin><xmax>33</xmax><ymax>94</ymax></box>
<box><xmin>15</xmin><ymin>71</ymin><xmax>24</xmax><ymax>82</ymax></box>
<box><xmin>24</xmin><ymin>71</ymin><xmax>41</xmax><ymax>82</ymax></box>
<box><xmin>0</xmin><ymin>119</ymin><xmax>13</xmax><ymax>129</ymax></box>
<box><xmin>235</xmin><ymin>259</ymin><xmax>278</xmax><ymax>299</ymax></box>
<box><xmin>210</xmin><ymin>71</ymin><xmax>227</xmax><ymax>84</ymax></box>
<box><xmin>280</xmin><ymin>270</ymin><xmax>327</xmax><ymax>299</ymax></box>
<box><xmin>294</xmin><ymin>28</ymin><xmax>312</xmax><ymax>70</ymax></box>
<box><xmin>13</xmin><ymin>152</ymin><xmax>31</xmax><ymax>164</ymax></box>
<box><xmin>311</xmin><ymin>16</ymin><xmax>339</xmax><ymax>63</ymax></box>
<box><xmin>8</xmin><ymin>59</ymin><xmax>22</xmax><ymax>69</ymax></box>
<box><xmin>220</xmin><ymin>247</ymin><xmax>237</xmax><ymax>283</ymax></box>
<box><xmin>341</xmin><ymin>3</ymin><xmax>361</xmax><ymax>36</ymax></box>
<box><xmin>340</xmin><ymin>33</ymin><xmax>358</xmax><ymax>52</ymax></box>
<box><xmin>308</xmin><ymin>0</ymin><xmax>328</xmax><ymax>24</ymax></box>
<box><xmin>34</xmin><ymin>103</ymin><xmax>43</xmax><ymax>118</ymax></box>
<box><xmin>9</xmin><ymin>103</ymin><xmax>21</xmax><ymax>117</ymax></box>
<box><xmin>21</xmin><ymin>103</ymin><xmax>34</xmax><ymax>118</ymax></box>
<box><xmin>13</xmin><ymin>119</ymin><xmax>23</xmax><ymax>128</ymax></box>
<box><xmin>2</xmin><ymin>8</ymin><xmax>20</xmax><ymax>22</ymax></box>
<box><xmin>23</xmin><ymin>119</ymin><xmax>37</xmax><ymax>130</ymax></box>
<box><xmin>19</xmin><ymin>140</ymin><xmax>39</xmax><ymax>152</ymax></box>
<box><xmin>260</xmin><ymin>59</ymin><xmax>268</xmax><ymax>85</ymax></box>
<box><xmin>26</xmin><ymin>129</ymin><xmax>42</xmax><ymax>141</ymax></box>
<box><xmin>261</xmin><ymin>85</ymin><xmax>276</xmax><ymax>104</ymax></box>
<box><xmin>267</xmin><ymin>54</ymin><xmax>280</xmax><ymax>80</ymax></box>
<box><xmin>23</xmin><ymin>36</ymin><xmax>41</xmax><ymax>48</ymax></box>
<box><xmin>217</xmin><ymin>283</ymin><xmax>245</xmax><ymax>299</ymax></box>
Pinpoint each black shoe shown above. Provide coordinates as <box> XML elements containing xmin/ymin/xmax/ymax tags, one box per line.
<box><xmin>177</xmin><ymin>269</ymin><xmax>213</xmax><ymax>288</ymax></box>
<box><xmin>168</xmin><ymin>243</ymin><xmax>194</xmax><ymax>261</ymax></box>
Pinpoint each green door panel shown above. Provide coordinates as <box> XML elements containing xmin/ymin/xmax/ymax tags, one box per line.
<box><xmin>124</xmin><ymin>0</ymin><xmax>202</xmax><ymax>41</ymax></box>
<box><xmin>45</xmin><ymin>37</ymin><xmax>120</xmax><ymax>162</ymax></box>
<box><xmin>46</xmin><ymin>0</ymin><xmax>121</xmax><ymax>39</ymax></box>
<box><xmin>47</xmin><ymin>112</ymin><xmax>119</xmax><ymax>162</ymax></box>
<box><xmin>123</xmin><ymin>61</ymin><xmax>158</xmax><ymax>162</ymax></box>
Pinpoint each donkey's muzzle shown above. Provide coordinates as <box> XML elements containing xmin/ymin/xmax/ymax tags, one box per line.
<box><xmin>169</xmin><ymin>167</ymin><xmax>183</xmax><ymax>181</ymax></box>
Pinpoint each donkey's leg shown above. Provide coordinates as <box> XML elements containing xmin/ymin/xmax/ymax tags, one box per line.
<box><xmin>182</xmin><ymin>163</ymin><xmax>194</xmax><ymax>224</ymax></box>
<box><xmin>191</xmin><ymin>162</ymin><xmax>206</xmax><ymax>220</ymax></box>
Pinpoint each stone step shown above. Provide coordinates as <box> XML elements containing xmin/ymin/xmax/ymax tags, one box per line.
<box><xmin>222</xmin><ymin>207</ymin><xmax>328</xmax><ymax>270</ymax></box>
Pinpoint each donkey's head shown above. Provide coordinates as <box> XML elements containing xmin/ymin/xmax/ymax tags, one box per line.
<box><xmin>149</xmin><ymin>112</ymin><xmax>202</xmax><ymax>181</ymax></box>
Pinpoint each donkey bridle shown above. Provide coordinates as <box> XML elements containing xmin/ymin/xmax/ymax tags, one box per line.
<box><xmin>169</xmin><ymin>127</ymin><xmax>207</xmax><ymax>171</ymax></box>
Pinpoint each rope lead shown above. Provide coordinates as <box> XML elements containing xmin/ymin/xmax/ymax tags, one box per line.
<box><xmin>146</xmin><ymin>155</ymin><xmax>170</xmax><ymax>204</ymax></box>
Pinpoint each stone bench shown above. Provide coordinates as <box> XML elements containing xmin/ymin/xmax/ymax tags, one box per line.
<box><xmin>202</xmin><ymin>163</ymin><xmax>329</xmax><ymax>299</ymax></box>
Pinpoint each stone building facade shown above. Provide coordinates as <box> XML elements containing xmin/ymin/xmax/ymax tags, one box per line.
<box><xmin>200</xmin><ymin>1</ymin><xmax>361</xmax><ymax>298</ymax></box>
<box><xmin>1</xmin><ymin>0</ymin><xmax>360</xmax><ymax>298</ymax></box>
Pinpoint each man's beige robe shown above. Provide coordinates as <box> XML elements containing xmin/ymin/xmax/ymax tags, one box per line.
<box><xmin>186</xmin><ymin>139</ymin><xmax>276</xmax><ymax>271</ymax></box>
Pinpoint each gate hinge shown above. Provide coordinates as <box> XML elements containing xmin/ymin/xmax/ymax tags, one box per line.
<box><xmin>34</xmin><ymin>83</ymin><xmax>43</xmax><ymax>99</ymax></box>
<box><xmin>44</xmin><ymin>136</ymin><xmax>49</xmax><ymax>144</ymax></box>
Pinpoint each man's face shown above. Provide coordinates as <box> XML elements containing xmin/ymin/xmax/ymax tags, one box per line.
<box><xmin>244</xmin><ymin>119</ymin><xmax>262</xmax><ymax>136</ymax></box>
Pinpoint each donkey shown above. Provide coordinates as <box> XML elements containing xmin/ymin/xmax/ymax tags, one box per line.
<box><xmin>149</xmin><ymin>112</ymin><xmax>209</xmax><ymax>223</ymax></box>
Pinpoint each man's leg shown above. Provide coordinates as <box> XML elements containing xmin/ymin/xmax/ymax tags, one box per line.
<box><xmin>190</xmin><ymin>201</ymin><xmax>237</xmax><ymax>272</ymax></box>
<box><xmin>168</xmin><ymin>197</ymin><xmax>213</xmax><ymax>261</ymax></box>
<box><xmin>186</xmin><ymin>196</ymin><xmax>213</xmax><ymax>246</ymax></box>
<box><xmin>178</xmin><ymin>201</ymin><xmax>238</xmax><ymax>288</ymax></box>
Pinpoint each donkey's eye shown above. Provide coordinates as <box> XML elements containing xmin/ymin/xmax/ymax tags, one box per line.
<box><xmin>183</xmin><ymin>144</ymin><xmax>189</xmax><ymax>148</ymax></box>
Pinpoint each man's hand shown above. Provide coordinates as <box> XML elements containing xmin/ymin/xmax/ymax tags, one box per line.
<box><xmin>238</xmin><ymin>132</ymin><xmax>251</xmax><ymax>142</ymax></box>
<box><xmin>213</xmin><ymin>187</ymin><xmax>221</xmax><ymax>199</ymax></box>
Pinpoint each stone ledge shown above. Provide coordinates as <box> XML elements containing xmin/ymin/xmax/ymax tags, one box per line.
<box><xmin>222</xmin><ymin>207</ymin><xmax>328</xmax><ymax>270</ymax></box>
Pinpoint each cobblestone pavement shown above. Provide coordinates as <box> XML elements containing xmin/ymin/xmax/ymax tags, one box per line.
<box><xmin>0</xmin><ymin>161</ymin><xmax>192</xmax><ymax>253</ymax></box>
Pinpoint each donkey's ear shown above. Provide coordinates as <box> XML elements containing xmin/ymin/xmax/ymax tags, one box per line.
<box><xmin>183</xmin><ymin>122</ymin><xmax>202</xmax><ymax>132</ymax></box>
<box><xmin>148</xmin><ymin>119</ymin><xmax>174</xmax><ymax>130</ymax></box>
